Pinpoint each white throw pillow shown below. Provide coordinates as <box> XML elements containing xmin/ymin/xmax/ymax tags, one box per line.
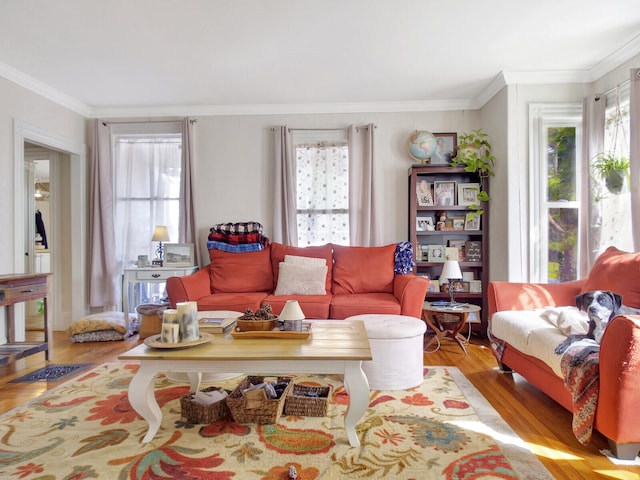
<box><xmin>275</xmin><ymin>262</ymin><xmax>328</xmax><ymax>295</ymax></box>
<box><xmin>284</xmin><ymin>254</ymin><xmax>327</xmax><ymax>267</ymax></box>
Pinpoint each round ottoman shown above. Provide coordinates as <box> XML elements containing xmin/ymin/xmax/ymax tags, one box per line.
<box><xmin>346</xmin><ymin>314</ymin><xmax>426</xmax><ymax>390</ymax></box>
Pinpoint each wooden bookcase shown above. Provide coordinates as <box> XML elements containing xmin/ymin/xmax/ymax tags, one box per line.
<box><xmin>408</xmin><ymin>165</ymin><xmax>489</xmax><ymax>336</ymax></box>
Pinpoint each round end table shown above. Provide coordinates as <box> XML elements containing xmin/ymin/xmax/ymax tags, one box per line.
<box><xmin>422</xmin><ymin>302</ymin><xmax>480</xmax><ymax>354</ymax></box>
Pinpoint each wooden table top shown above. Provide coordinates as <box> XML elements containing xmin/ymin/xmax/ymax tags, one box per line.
<box><xmin>119</xmin><ymin>320</ymin><xmax>372</xmax><ymax>362</ymax></box>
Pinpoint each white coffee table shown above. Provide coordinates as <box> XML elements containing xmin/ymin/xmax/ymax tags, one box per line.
<box><xmin>119</xmin><ymin>319</ymin><xmax>372</xmax><ymax>447</ymax></box>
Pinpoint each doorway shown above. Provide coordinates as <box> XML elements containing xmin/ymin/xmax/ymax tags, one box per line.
<box><xmin>12</xmin><ymin>121</ymin><xmax>87</xmax><ymax>339</ymax></box>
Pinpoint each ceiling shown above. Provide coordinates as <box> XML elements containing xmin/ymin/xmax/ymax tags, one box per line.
<box><xmin>1</xmin><ymin>1</ymin><xmax>639</xmax><ymax>117</ymax></box>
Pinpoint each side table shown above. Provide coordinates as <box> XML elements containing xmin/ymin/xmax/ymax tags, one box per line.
<box><xmin>422</xmin><ymin>302</ymin><xmax>481</xmax><ymax>354</ymax></box>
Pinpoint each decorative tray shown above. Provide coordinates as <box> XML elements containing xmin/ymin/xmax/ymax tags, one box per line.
<box><xmin>144</xmin><ymin>332</ymin><xmax>214</xmax><ymax>349</ymax></box>
<box><xmin>230</xmin><ymin>323</ymin><xmax>312</xmax><ymax>339</ymax></box>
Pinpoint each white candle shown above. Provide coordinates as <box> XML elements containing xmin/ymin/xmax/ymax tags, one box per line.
<box><xmin>176</xmin><ymin>301</ymin><xmax>199</xmax><ymax>341</ymax></box>
<box><xmin>161</xmin><ymin>323</ymin><xmax>180</xmax><ymax>343</ymax></box>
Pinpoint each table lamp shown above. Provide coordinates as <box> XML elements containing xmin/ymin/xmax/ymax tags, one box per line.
<box><xmin>440</xmin><ymin>260</ymin><xmax>463</xmax><ymax>305</ymax></box>
<box><xmin>151</xmin><ymin>226</ymin><xmax>170</xmax><ymax>266</ymax></box>
<box><xmin>280</xmin><ymin>299</ymin><xmax>305</xmax><ymax>331</ymax></box>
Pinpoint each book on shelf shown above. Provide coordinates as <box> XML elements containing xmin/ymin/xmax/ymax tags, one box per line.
<box><xmin>197</xmin><ymin>316</ymin><xmax>237</xmax><ymax>333</ymax></box>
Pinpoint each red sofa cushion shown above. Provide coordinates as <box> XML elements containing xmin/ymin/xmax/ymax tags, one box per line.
<box><xmin>209</xmin><ymin>247</ymin><xmax>273</xmax><ymax>294</ymax></box>
<box><xmin>330</xmin><ymin>293</ymin><xmax>401</xmax><ymax>319</ymax></box>
<box><xmin>270</xmin><ymin>242</ymin><xmax>333</xmax><ymax>292</ymax></box>
<box><xmin>332</xmin><ymin>244</ymin><xmax>396</xmax><ymax>295</ymax></box>
<box><xmin>580</xmin><ymin>246</ymin><xmax>640</xmax><ymax>308</ymax></box>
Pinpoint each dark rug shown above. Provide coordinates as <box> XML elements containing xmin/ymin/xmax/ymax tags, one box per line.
<box><xmin>10</xmin><ymin>364</ymin><xmax>93</xmax><ymax>383</ymax></box>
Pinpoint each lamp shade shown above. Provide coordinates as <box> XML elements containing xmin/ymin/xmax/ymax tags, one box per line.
<box><xmin>440</xmin><ymin>260</ymin><xmax>462</xmax><ymax>281</ymax></box>
<box><xmin>279</xmin><ymin>300</ymin><xmax>305</xmax><ymax>320</ymax></box>
<box><xmin>151</xmin><ymin>225</ymin><xmax>170</xmax><ymax>242</ymax></box>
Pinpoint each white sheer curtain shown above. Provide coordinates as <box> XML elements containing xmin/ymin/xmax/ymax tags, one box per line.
<box><xmin>89</xmin><ymin>120</ymin><xmax>119</xmax><ymax>308</ymax></box>
<box><xmin>630</xmin><ymin>68</ymin><xmax>640</xmax><ymax>250</ymax></box>
<box><xmin>113</xmin><ymin>133</ymin><xmax>182</xmax><ymax>273</ymax></box>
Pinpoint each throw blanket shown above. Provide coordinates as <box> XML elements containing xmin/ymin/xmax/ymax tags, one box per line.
<box><xmin>560</xmin><ymin>340</ymin><xmax>600</xmax><ymax>445</ymax></box>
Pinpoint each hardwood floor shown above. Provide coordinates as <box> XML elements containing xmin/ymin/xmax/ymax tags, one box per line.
<box><xmin>1</xmin><ymin>330</ymin><xmax>638</xmax><ymax>479</ymax></box>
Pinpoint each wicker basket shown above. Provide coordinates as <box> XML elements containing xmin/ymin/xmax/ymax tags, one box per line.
<box><xmin>227</xmin><ymin>376</ymin><xmax>292</xmax><ymax>424</ymax></box>
<box><xmin>284</xmin><ymin>384</ymin><xmax>331</xmax><ymax>417</ymax></box>
<box><xmin>180</xmin><ymin>387</ymin><xmax>231</xmax><ymax>423</ymax></box>
<box><xmin>137</xmin><ymin>304</ymin><xmax>167</xmax><ymax>339</ymax></box>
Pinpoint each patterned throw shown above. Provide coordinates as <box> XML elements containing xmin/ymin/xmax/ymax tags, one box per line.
<box><xmin>0</xmin><ymin>364</ymin><xmax>552</xmax><ymax>479</ymax></box>
<box><xmin>560</xmin><ymin>342</ymin><xmax>601</xmax><ymax>445</ymax></box>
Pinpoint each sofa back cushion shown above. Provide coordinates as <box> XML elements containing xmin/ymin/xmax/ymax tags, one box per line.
<box><xmin>209</xmin><ymin>246</ymin><xmax>274</xmax><ymax>294</ymax></box>
<box><xmin>580</xmin><ymin>246</ymin><xmax>640</xmax><ymax>308</ymax></box>
<box><xmin>270</xmin><ymin>242</ymin><xmax>333</xmax><ymax>292</ymax></box>
<box><xmin>332</xmin><ymin>244</ymin><xmax>396</xmax><ymax>295</ymax></box>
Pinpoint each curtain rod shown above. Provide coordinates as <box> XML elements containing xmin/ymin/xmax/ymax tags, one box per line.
<box><xmin>602</xmin><ymin>79</ymin><xmax>631</xmax><ymax>98</ymax></box>
<box><xmin>269</xmin><ymin>125</ymin><xmax>377</xmax><ymax>132</ymax></box>
<box><xmin>101</xmin><ymin>119</ymin><xmax>197</xmax><ymax>126</ymax></box>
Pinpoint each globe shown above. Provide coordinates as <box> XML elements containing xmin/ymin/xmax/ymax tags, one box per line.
<box><xmin>407</xmin><ymin>130</ymin><xmax>437</xmax><ymax>163</ymax></box>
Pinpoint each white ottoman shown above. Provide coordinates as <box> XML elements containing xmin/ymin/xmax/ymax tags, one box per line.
<box><xmin>346</xmin><ymin>314</ymin><xmax>426</xmax><ymax>390</ymax></box>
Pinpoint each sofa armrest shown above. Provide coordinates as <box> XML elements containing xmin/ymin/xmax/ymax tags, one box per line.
<box><xmin>597</xmin><ymin>314</ymin><xmax>640</xmax><ymax>447</ymax></box>
<box><xmin>488</xmin><ymin>279</ymin><xmax>585</xmax><ymax>316</ymax></box>
<box><xmin>166</xmin><ymin>266</ymin><xmax>212</xmax><ymax>307</ymax></box>
<box><xmin>393</xmin><ymin>274</ymin><xmax>429</xmax><ymax>318</ymax></box>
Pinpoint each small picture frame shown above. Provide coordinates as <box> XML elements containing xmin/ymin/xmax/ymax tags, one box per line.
<box><xmin>464</xmin><ymin>212</ymin><xmax>481</xmax><ymax>231</ymax></box>
<box><xmin>452</xmin><ymin>217</ymin><xmax>465</xmax><ymax>230</ymax></box>
<box><xmin>164</xmin><ymin>243</ymin><xmax>195</xmax><ymax>267</ymax></box>
<box><xmin>427</xmin><ymin>244</ymin><xmax>445</xmax><ymax>263</ymax></box>
<box><xmin>428</xmin><ymin>279</ymin><xmax>440</xmax><ymax>293</ymax></box>
<box><xmin>416</xmin><ymin>179</ymin><xmax>434</xmax><ymax>206</ymax></box>
<box><xmin>458</xmin><ymin>183</ymin><xmax>480</xmax><ymax>206</ymax></box>
<box><xmin>434</xmin><ymin>181</ymin><xmax>456</xmax><ymax>206</ymax></box>
<box><xmin>431</xmin><ymin>132</ymin><xmax>457</xmax><ymax>165</ymax></box>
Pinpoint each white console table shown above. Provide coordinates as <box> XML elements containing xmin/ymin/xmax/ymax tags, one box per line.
<box><xmin>122</xmin><ymin>266</ymin><xmax>198</xmax><ymax>315</ymax></box>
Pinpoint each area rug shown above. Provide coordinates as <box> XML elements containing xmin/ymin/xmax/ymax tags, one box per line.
<box><xmin>0</xmin><ymin>363</ymin><xmax>554</xmax><ymax>479</ymax></box>
<box><xmin>9</xmin><ymin>363</ymin><xmax>93</xmax><ymax>382</ymax></box>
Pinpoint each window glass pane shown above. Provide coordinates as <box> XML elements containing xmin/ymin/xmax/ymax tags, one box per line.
<box><xmin>547</xmin><ymin>127</ymin><xmax>576</xmax><ymax>202</ymax></box>
<box><xmin>548</xmin><ymin>207</ymin><xmax>578</xmax><ymax>283</ymax></box>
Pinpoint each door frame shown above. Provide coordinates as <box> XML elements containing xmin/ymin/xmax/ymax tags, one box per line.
<box><xmin>13</xmin><ymin>120</ymin><xmax>87</xmax><ymax>333</ymax></box>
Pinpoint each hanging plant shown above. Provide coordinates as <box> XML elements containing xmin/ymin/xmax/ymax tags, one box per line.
<box><xmin>451</xmin><ymin>129</ymin><xmax>495</xmax><ymax>217</ymax></box>
<box><xmin>593</xmin><ymin>153</ymin><xmax>629</xmax><ymax>194</ymax></box>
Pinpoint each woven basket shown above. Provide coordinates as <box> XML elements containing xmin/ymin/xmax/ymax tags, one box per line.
<box><xmin>180</xmin><ymin>387</ymin><xmax>231</xmax><ymax>424</ymax></box>
<box><xmin>227</xmin><ymin>376</ymin><xmax>292</xmax><ymax>424</ymax></box>
<box><xmin>137</xmin><ymin>304</ymin><xmax>167</xmax><ymax>339</ymax></box>
<box><xmin>284</xmin><ymin>384</ymin><xmax>331</xmax><ymax>417</ymax></box>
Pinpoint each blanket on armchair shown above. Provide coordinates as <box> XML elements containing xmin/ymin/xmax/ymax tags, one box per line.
<box><xmin>560</xmin><ymin>340</ymin><xmax>600</xmax><ymax>445</ymax></box>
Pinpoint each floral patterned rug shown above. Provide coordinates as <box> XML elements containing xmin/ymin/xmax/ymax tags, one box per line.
<box><xmin>0</xmin><ymin>364</ymin><xmax>553</xmax><ymax>479</ymax></box>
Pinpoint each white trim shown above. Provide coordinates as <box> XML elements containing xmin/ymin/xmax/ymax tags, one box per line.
<box><xmin>13</xmin><ymin>120</ymin><xmax>88</xmax><ymax>330</ymax></box>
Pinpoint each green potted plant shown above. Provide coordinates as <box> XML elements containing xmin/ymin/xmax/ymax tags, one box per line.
<box><xmin>451</xmin><ymin>129</ymin><xmax>495</xmax><ymax>216</ymax></box>
<box><xmin>593</xmin><ymin>152</ymin><xmax>629</xmax><ymax>194</ymax></box>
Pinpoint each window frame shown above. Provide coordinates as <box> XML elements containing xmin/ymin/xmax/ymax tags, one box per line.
<box><xmin>529</xmin><ymin>103</ymin><xmax>583</xmax><ymax>283</ymax></box>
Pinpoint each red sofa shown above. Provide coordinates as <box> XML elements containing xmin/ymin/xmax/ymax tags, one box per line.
<box><xmin>167</xmin><ymin>242</ymin><xmax>429</xmax><ymax>320</ymax></box>
<box><xmin>488</xmin><ymin>246</ymin><xmax>640</xmax><ymax>460</ymax></box>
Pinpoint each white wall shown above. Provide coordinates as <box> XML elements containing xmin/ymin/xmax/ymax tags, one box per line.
<box><xmin>192</xmin><ymin>110</ymin><xmax>481</xmax><ymax>263</ymax></box>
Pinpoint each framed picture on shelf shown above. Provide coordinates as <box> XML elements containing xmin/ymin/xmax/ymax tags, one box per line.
<box><xmin>452</xmin><ymin>217</ymin><xmax>465</xmax><ymax>230</ymax></box>
<box><xmin>434</xmin><ymin>181</ymin><xmax>456</xmax><ymax>206</ymax></box>
<box><xmin>448</xmin><ymin>239</ymin><xmax>466</xmax><ymax>261</ymax></box>
<box><xmin>464</xmin><ymin>212</ymin><xmax>481</xmax><ymax>231</ymax></box>
<box><xmin>431</xmin><ymin>132</ymin><xmax>457</xmax><ymax>165</ymax></box>
<box><xmin>427</xmin><ymin>244</ymin><xmax>445</xmax><ymax>263</ymax></box>
<box><xmin>164</xmin><ymin>243</ymin><xmax>195</xmax><ymax>267</ymax></box>
<box><xmin>417</xmin><ymin>217</ymin><xmax>434</xmax><ymax>232</ymax></box>
<box><xmin>416</xmin><ymin>179</ymin><xmax>434</xmax><ymax>206</ymax></box>
<box><xmin>458</xmin><ymin>183</ymin><xmax>480</xmax><ymax>206</ymax></box>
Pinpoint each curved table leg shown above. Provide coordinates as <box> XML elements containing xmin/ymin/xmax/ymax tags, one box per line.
<box><xmin>128</xmin><ymin>362</ymin><xmax>162</xmax><ymax>443</ymax></box>
<box><xmin>343</xmin><ymin>361</ymin><xmax>371</xmax><ymax>447</ymax></box>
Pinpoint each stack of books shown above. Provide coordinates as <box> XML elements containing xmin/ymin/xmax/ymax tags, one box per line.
<box><xmin>197</xmin><ymin>315</ymin><xmax>237</xmax><ymax>334</ymax></box>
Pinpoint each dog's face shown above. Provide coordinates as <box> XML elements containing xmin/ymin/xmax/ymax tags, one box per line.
<box><xmin>575</xmin><ymin>290</ymin><xmax>622</xmax><ymax>343</ymax></box>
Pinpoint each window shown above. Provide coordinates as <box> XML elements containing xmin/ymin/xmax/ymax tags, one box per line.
<box><xmin>530</xmin><ymin>104</ymin><xmax>583</xmax><ymax>283</ymax></box>
<box><xmin>112</xmin><ymin>124</ymin><xmax>182</xmax><ymax>303</ymax></box>
<box><xmin>293</xmin><ymin>130</ymin><xmax>350</xmax><ymax>246</ymax></box>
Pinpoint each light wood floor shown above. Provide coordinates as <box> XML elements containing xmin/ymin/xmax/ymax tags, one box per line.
<box><xmin>1</xmin><ymin>330</ymin><xmax>638</xmax><ymax>480</ymax></box>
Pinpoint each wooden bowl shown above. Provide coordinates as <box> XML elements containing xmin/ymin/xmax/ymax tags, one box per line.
<box><xmin>235</xmin><ymin>318</ymin><xmax>277</xmax><ymax>332</ymax></box>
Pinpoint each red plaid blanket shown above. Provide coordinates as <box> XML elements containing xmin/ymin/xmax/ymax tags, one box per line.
<box><xmin>560</xmin><ymin>341</ymin><xmax>600</xmax><ymax>445</ymax></box>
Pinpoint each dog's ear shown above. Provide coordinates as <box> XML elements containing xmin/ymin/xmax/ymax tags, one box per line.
<box><xmin>575</xmin><ymin>293</ymin><xmax>586</xmax><ymax>310</ymax></box>
<box><xmin>611</xmin><ymin>292</ymin><xmax>622</xmax><ymax>311</ymax></box>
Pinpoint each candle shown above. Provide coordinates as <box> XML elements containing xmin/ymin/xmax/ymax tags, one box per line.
<box><xmin>161</xmin><ymin>323</ymin><xmax>180</xmax><ymax>343</ymax></box>
<box><xmin>176</xmin><ymin>301</ymin><xmax>199</xmax><ymax>342</ymax></box>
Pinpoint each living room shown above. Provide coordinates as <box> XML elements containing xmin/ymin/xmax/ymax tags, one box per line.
<box><xmin>0</xmin><ymin>2</ymin><xmax>639</xmax><ymax>478</ymax></box>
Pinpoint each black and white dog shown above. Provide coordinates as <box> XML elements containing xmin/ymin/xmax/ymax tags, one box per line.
<box><xmin>555</xmin><ymin>290</ymin><xmax>639</xmax><ymax>359</ymax></box>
